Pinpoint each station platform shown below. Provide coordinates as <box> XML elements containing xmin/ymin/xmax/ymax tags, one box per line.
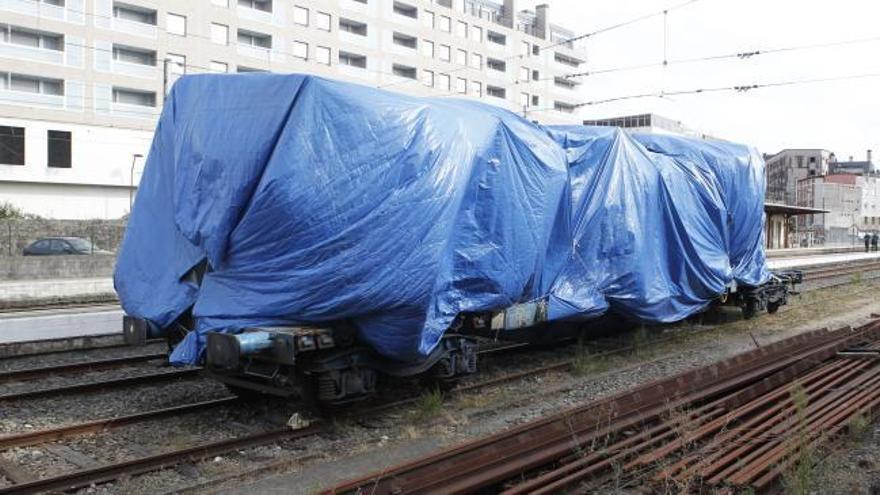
<box><xmin>0</xmin><ymin>303</ymin><xmax>122</xmax><ymax>344</ymax></box>
<box><xmin>0</xmin><ymin>277</ymin><xmax>114</xmax><ymax>303</ymax></box>
<box><xmin>766</xmin><ymin>246</ymin><xmax>862</xmax><ymax>258</ymax></box>
<box><xmin>767</xmin><ymin>251</ymin><xmax>880</xmax><ymax>270</ymax></box>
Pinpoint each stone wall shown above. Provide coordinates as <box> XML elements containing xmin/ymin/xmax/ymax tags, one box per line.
<box><xmin>0</xmin><ymin>219</ymin><xmax>126</xmax><ymax>257</ymax></box>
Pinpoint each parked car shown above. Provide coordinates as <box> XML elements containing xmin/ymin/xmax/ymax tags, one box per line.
<box><xmin>23</xmin><ymin>237</ymin><xmax>113</xmax><ymax>256</ymax></box>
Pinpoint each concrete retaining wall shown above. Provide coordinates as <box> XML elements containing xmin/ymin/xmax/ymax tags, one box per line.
<box><xmin>0</xmin><ymin>255</ymin><xmax>116</xmax><ymax>281</ymax></box>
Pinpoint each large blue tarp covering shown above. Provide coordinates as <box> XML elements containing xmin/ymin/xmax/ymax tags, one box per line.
<box><xmin>114</xmin><ymin>74</ymin><xmax>769</xmax><ymax>365</ymax></box>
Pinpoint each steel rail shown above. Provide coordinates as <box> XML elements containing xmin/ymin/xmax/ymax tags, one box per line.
<box><xmin>0</xmin><ymin>352</ymin><xmax>166</xmax><ymax>383</ymax></box>
<box><xmin>0</xmin><ymin>424</ymin><xmax>325</xmax><ymax>495</ymax></box>
<box><xmin>0</xmin><ymin>397</ymin><xmax>236</xmax><ymax>450</ymax></box>
<box><xmin>0</xmin><ymin>368</ymin><xmax>200</xmax><ymax>403</ymax></box>
<box><xmin>327</xmin><ymin>321</ymin><xmax>880</xmax><ymax>494</ymax></box>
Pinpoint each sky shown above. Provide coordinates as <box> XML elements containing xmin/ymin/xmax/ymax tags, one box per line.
<box><xmin>525</xmin><ymin>0</ymin><xmax>880</xmax><ymax>159</ymax></box>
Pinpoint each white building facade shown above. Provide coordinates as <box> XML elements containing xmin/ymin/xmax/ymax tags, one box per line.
<box><xmin>0</xmin><ymin>0</ymin><xmax>587</xmax><ymax>219</ymax></box>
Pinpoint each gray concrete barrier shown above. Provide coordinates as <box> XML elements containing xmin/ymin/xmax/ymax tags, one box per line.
<box><xmin>0</xmin><ymin>255</ymin><xmax>116</xmax><ymax>281</ymax></box>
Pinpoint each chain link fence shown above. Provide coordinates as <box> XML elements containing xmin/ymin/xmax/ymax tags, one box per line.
<box><xmin>0</xmin><ymin>219</ymin><xmax>127</xmax><ymax>257</ymax></box>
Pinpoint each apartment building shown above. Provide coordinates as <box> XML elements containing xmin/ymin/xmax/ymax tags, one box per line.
<box><xmin>764</xmin><ymin>149</ymin><xmax>834</xmax><ymax>206</ymax></box>
<box><xmin>582</xmin><ymin>113</ymin><xmax>722</xmax><ymax>140</ymax></box>
<box><xmin>0</xmin><ymin>0</ymin><xmax>587</xmax><ymax>219</ymax></box>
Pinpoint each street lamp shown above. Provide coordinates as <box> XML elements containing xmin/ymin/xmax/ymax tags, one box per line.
<box><xmin>129</xmin><ymin>153</ymin><xmax>144</xmax><ymax>213</ymax></box>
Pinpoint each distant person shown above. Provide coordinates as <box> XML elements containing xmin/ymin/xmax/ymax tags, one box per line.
<box><xmin>873</xmin><ymin>233</ymin><xmax>879</xmax><ymax>252</ymax></box>
<box><xmin>866</xmin><ymin>233</ymin><xmax>871</xmax><ymax>252</ymax></box>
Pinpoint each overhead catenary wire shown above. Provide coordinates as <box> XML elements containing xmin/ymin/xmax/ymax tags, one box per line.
<box><xmin>381</xmin><ymin>0</ymin><xmax>707</xmax><ymax>89</ymax></box>
<box><xmin>573</xmin><ymin>71</ymin><xmax>880</xmax><ymax>108</ymax></box>
<box><xmin>548</xmin><ymin>34</ymin><xmax>880</xmax><ymax>82</ymax></box>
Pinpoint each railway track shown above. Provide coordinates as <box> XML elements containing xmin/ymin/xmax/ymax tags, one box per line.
<box><xmin>0</xmin><ymin>352</ymin><xmax>166</xmax><ymax>383</ymax></box>
<box><xmin>330</xmin><ymin>319</ymin><xmax>880</xmax><ymax>494</ymax></box>
<box><xmin>0</xmin><ymin>258</ymin><xmax>874</xmax><ymax>493</ymax></box>
<box><xmin>0</xmin><ymin>367</ymin><xmax>199</xmax><ymax>403</ymax></box>
<box><xmin>801</xmin><ymin>260</ymin><xmax>880</xmax><ymax>280</ymax></box>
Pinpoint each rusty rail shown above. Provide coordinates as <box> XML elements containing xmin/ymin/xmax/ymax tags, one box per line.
<box><xmin>329</xmin><ymin>320</ymin><xmax>880</xmax><ymax>494</ymax></box>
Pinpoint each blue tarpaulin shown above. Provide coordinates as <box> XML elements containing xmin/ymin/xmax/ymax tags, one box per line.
<box><xmin>114</xmin><ymin>74</ymin><xmax>769</xmax><ymax>366</ymax></box>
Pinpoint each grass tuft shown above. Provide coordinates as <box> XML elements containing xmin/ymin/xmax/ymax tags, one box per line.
<box><xmin>414</xmin><ymin>387</ymin><xmax>444</xmax><ymax>421</ymax></box>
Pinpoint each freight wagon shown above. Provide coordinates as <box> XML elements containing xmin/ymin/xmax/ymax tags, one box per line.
<box><xmin>116</xmin><ymin>74</ymin><xmax>800</xmax><ymax>406</ymax></box>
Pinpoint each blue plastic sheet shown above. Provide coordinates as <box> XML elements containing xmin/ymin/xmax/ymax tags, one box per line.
<box><xmin>543</xmin><ymin>127</ymin><xmax>769</xmax><ymax>323</ymax></box>
<box><xmin>114</xmin><ymin>74</ymin><xmax>769</xmax><ymax>366</ymax></box>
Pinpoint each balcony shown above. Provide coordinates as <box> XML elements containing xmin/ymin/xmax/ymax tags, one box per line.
<box><xmin>0</xmin><ymin>0</ymin><xmax>85</xmax><ymax>24</ymax></box>
<box><xmin>0</xmin><ymin>41</ymin><xmax>64</xmax><ymax>65</ymax></box>
<box><xmin>237</xmin><ymin>0</ymin><xmax>278</xmax><ymax>25</ymax></box>
<box><xmin>108</xmin><ymin>16</ymin><xmax>157</xmax><ymax>38</ymax></box>
<box><xmin>0</xmin><ymin>88</ymin><xmax>63</xmax><ymax>109</ymax></box>
<box><xmin>236</xmin><ymin>44</ymin><xmax>282</xmax><ymax>63</ymax></box>
<box><xmin>112</xmin><ymin>102</ymin><xmax>156</xmax><ymax>119</ymax></box>
<box><xmin>112</xmin><ymin>60</ymin><xmax>155</xmax><ymax>79</ymax></box>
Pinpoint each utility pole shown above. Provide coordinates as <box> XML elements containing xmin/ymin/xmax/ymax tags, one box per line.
<box><xmin>129</xmin><ymin>153</ymin><xmax>144</xmax><ymax>213</ymax></box>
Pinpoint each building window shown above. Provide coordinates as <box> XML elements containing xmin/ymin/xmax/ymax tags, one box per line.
<box><xmin>293</xmin><ymin>6</ymin><xmax>309</xmax><ymax>26</ymax></box>
<box><xmin>339</xmin><ymin>51</ymin><xmax>366</xmax><ymax>68</ymax></box>
<box><xmin>439</xmin><ymin>44</ymin><xmax>450</xmax><ymax>62</ymax></box>
<box><xmin>166</xmin><ymin>53</ymin><xmax>186</xmax><ymax>75</ymax></box>
<box><xmin>438</xmin><ymin>15</ymin><xmax>451</xmax><ymax>32</ymax></box>
<box><xmin>438</xmin><ymin>73</ymin><xmax>450</xmax><ymax>91</ymax></box>
<box><xmin>531</xmin><ymin>95</ymin><xmax>539</xmax><ymax>106</ymax></box>
<box><xmin>393</xmin><ymin>32</ymin><xmax>417</xmax><ymax>49</ymax></box>
<box><xmin>470</xmin><ymin>53</ymin><xmax>482</xmax><ymax>70</ymax></box>
<box><xmin>113</xmin><ymin>2</ymin><xmax>156</xmax><ymax>24</ymax></box>
<box><xmin>0</xmin><ymin>126</ymin><xmax>24</xmax><ymax>165</ymax></box>
<box><xmin>456</xmin><ymin>49</ymin><xmax>467</xmax><ymax>66</ymax></box>
<box><xmin>486</xmin><ymin>57</ymin><xmax>505</xmax><ymax>72</ymax></box>
<box><xmin>210</xmin><ymin>61</ymin><xmax>228</xmax><ymax>73</ymax></box>
<box><xmin>456</xmin><ymin>21</ymin><xmax>467</xmax><ymax>37</ymax></box>
<box><xmin>211</xmin><ymin>23</ymin><xmax>229</xmax><ymax>45</ymax></box>
<box><xmin>554</xmin><ymin>76</ymin><xmax>576</xmax><ymax>89</ymax></box>
<box><xmin>520</xmin><ymin>92</ymin><xmax>529</xmax><ymax>108</ymax></box>
<box><xmin>472</xmin><ymin>81</ymin><xmax>482</xmax><ymax>97</ymax></box>
<box><xmin>486</xmin><ymin>30</ymin><xmax>505</xmax><ymax>45</ymax></box>
<box><xmin>113</xmin><ymin>87</ymin><xmax>156</xmax><ymax>106</ymax></box>
<box><xmin>421</xmin><ymin>39</ymin><xmax>434</xmax><ymax>58</ymax></box>
<box><xmin>519</xmin><ymin>66</ymin><xmax>528</xmax><ymax>82</ymax></box>
<box><xmin>532</xmin><ymin>44</ymin><xmax>540</xmax><ymax>55</ymax></box>
<box><xmin>166</xmin><ymin>13</ymin><xmax>186</xmax><ymax>35</ymax></box>
<box><xmin>292</xmin><ymin>40</ymin><xmax>308</xmax><ymax>59</ymax></box>
<box><xmin>9</xmin><ymin>74</ymin><xmax>63</xmax><ymax>95</ymax></box>
<box><xmin>393</xmin><ymin>64</ymin><xmax>416</xmax><ymax>79</ymax></box>
<box><xmin>423</xmin><ymin>10</ymin><xmax>434</xmax><ymax>28</ymax></box>
<box><xmin>47</xmin><ymin>130</ymin><xmax>71</xmax><ymax>168</ymax></box>
<box><xmin>554</xmin><ymin>52</ymin><xmax>581</xmax><ymax>68</ymax></box>
<box><xmin>554</xmin><ymin>101</ymin><xmax>576</xmax><ymax>113</ymax></box>
<box><xmin>471</xmin><ymin>25</ymin><xmax>482</xmax><ymax>42</ymax></box>
<box><xmin>339</xmin><ymin>18</ymin><xmax>367</xmax><ymax>36</ymax></box>
<box><xmin>238</xmin><ymin>0</ymin><xmax>271</xmax><ymax>12</ymax></box>
<box><xmin>237</xmin><ymin>29</ymin><xmax>271</xmax><ymax>49</ymax></box>
<box><xmin>113</xmin><ymin>44</ymin><xmax>156</xmax><ymax>66</ymax></box>
<box><xmin>520</xmin><ymin>41</ymin><xmax>529</xmax><ymax>57</ymax></box>
<box><xmin>456</xmin><ymin>77</ymin><xmax>467</xmax><ymax>94</ymax></box>
<box><xmin>316</xmin><ymin>46</ymin><xmax>331</xmax><ymax>65</ymax></box>
<box><xmin>486</xmin><ymin>85</ymin><xmax>505</xmax><ymax>98</ymax></box>
<box><xmin>532</xmin><ymin>69</ymin><xmax>539</xmax><ymax>81</ymax></box>
<box><xmin>316</xmin><ymin>12</ymin><xmax>331</xmax><ymax>31</ymax></box>
<box><xmin>5</xmin><ymin>26</ymin><xmax>64</xmax><ymax>51</ymax></box>
<box><xmin>237</xmin><ymin>66</ymin><xmax>267</xmax><ymax>73</ymax></box>
<box><xmin>393</xmin><ymin>1</ymin><xmax>417</xmax><ymax>18</ymax></box>
<box><xmin>421</xmin><ymin>69</ymin><xmax>434</xmax><ymax>87</ymax></box>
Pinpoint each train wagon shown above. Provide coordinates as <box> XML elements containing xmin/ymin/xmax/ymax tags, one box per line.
<box><xmin>116</xmin><ymin>74</ymin><xmax>799</xmax><ymax>405</ymax></box>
